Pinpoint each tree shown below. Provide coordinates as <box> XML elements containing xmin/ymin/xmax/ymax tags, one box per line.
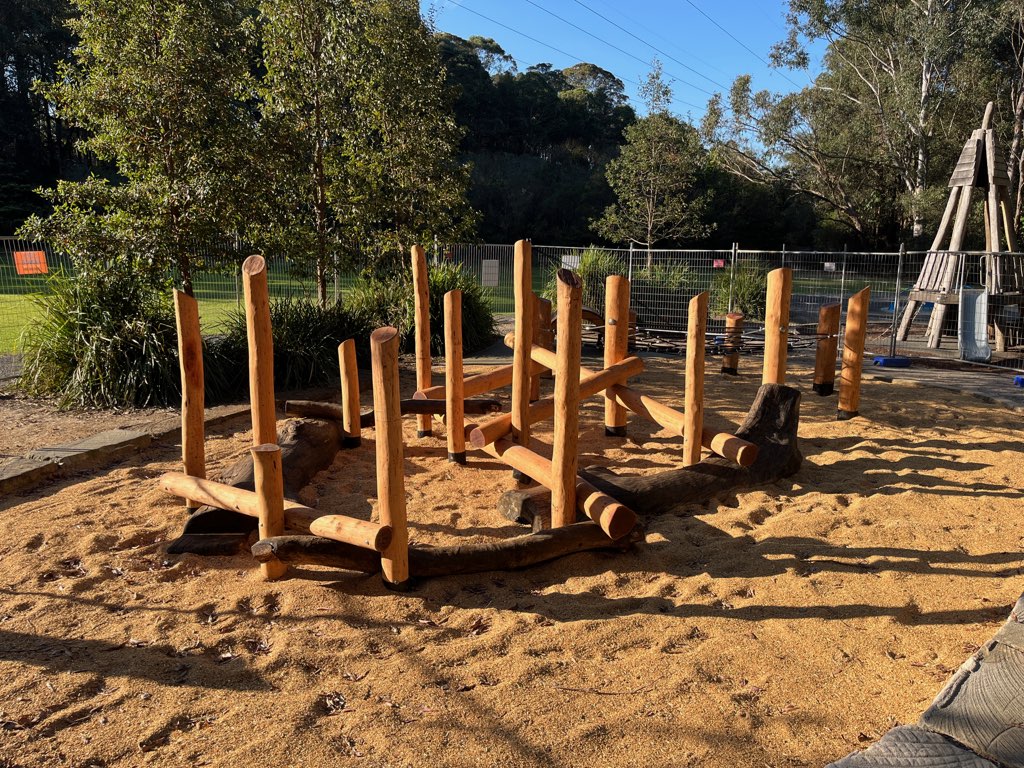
<box><xmin>593</xmin><ymin>62</ymin><xmax>713</xmax><ymax>264</ymax></box>
<box><xmin>19</xmin><ymin>0</ymin><xmax>259</xmax><ymax>291</ymax></box>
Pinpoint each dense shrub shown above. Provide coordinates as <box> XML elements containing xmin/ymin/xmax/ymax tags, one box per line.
<box><xmin>542</xmin><ymin>247</ymin><xmax>625</xmax><ymax>310</ymax></box>
<box><xmin>710</xmin><ymin>259</ymin><xmax>768</xmax><ymax>320</ymax></box>
<box><xmin>20</xmin><ymin>265</ymin><xmax>180</xmax><ymax>408</ymax></box>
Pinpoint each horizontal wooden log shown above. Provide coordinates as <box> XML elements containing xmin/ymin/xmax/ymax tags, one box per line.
<box><xmin>578</xmin><ymin>383</ymin><xmax>802</xmax><ymax>518</ymax></box>
<box><xmin>285</xmin><ymin>398</ymin><xmax>502</xmax><ymax>428</ymax></box>
<box><xmin>251</xmin><ymin>522</ymin><xmax>639</xmax><ymax>578</ymax></box>
<box><xmin>480</xmin><ymin>438</ymin><xmax>636</xmax><ymax>540</ymax></box>
<box><xmin>504</xmin><ymin>333</ymin><xmax>757</xmax><ymax>467</ymax></box>
<box><xmin>161</xmin><ymin>472</ymin><xmax>389</xmax><ymax>552</ymax></box>
<box><xmin>413</xmin><ymin>360</ymin><xmax>546</xmax><ymax>400</ymax></box>
<box><xmin>468</xmin><ymin>356</ymin><xmax>644</xmax><ymax>448</ymax></box>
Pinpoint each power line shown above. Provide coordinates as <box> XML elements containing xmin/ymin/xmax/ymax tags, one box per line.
<box><xmin>568</xmin><ymin>0</ymin><xmax>727</xmax><ymax>91</ymax></box>
<box><xmin>680</xmin><ymin>0</ymin><xmax>803</xmax><ymax>89</ymax></box>
<box><xmin>518</xmin><ymin>0</ymin><xmax>716</xmax><ymax>97</ymax></box>
<box><xmin>445</xmin><ymin>0</ymin><xmax>705</xmax><ymax>112</ymax></box>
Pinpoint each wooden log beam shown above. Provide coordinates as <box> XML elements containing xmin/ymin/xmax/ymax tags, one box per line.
<box><xmin>251</xmin><ymin>522</ymin><xmax>638</xmax><ymax>578</ymax></box>
<box><xmin>251</xmin><ymin>444</ymin><xmax>287</xmax><ymax>580</ymax></box>
<box><xmin>683</xmin><ymin>291</ymin><xmax>708</xmax><ymax>467</ymax></box>
<box><xmin>285</xmin><ymin>398</ymin><xmax>502</xmax><ymax>427</ymax></box>
<box><xmin>444</xmin><ymin>290</ymin><xmax>466</xmax><ymax>463</ymax></box>
<box><xmin>552</xmin><ymin>268</ymin><xmax>583</xmax><ymax>528</ymax></box>
<box><xmin>721</xmin><ymin>313</ymin><xmax>743</xmax><ymax>375</ymax></box>
<box><xmin>838</xmin><ymin>287</ymin><xmax>871</xmax><ymax>420</ymax></box>
<box><xmin>413</xmin><ymin>360</ymin><xmax>546</xmax><ymax>401</ymax></box>
<box><xmin>173</xmin><ymin>290</ymin><xmax>205</xmax><ymax>509</ymax></box>
<box><xmin>242</xmin><ymin>255</ymin><xmax>276</xmax><ymax>445</ymax></box>
<box><xmin>467</xmin><ymin>356</ymin><xmax>644</xmax><ymax>449</ymax></box>
<box><xmin>371</xmin><ymin>326</ymin><xmax>409</xmax><ymax>587</ymax></box>
<box><xmin>762</xmin><ymin>267</ymin><xmax>792</xmax><ymax>385</ymax></box>
<box><xmin>604</xmin><ymin>275</ymin><xmax>630</xmax><ymax>436</ymax></box>
<box><xmin>338</xmin><ymin>339</ymin><xmax>361</xmax><ymax>447</ymax></box>
<box><xmin>812</xmin><ymin>303</ymin><xmax>841</xmax><ymax>396</ymax></box>
<box><xmin>411</xmin><ymin>245</ymin><xmax>432</xmax><ymax>437</ymax></box>
<box><xmin>577</xmin><ymin>383</ymin><xmax>802</xmax><ymax>518</ymax></box>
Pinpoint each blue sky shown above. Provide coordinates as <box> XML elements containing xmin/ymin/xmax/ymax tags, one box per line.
<box><xmin>420</xmin><ymin>0</ymin><xmax>822</xmax><ymax>121</ymax></box>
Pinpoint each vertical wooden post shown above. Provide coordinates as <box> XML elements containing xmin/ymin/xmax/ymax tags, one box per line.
<box><xmin>551</xmin><ymin>269</ymin><xmax>583</xmax><ymax>528</ymax></box>
<box><xmin>682</xmin><ymin>292</ymin><xmax>708</xmax><ymax>467</ymax></box>
<box><xmin>812</xmin><ymin>303</ymin><xmax>841</xmax><ymax>396</ymax></box>
<box><xmin>371</xmin><ymin>327</ymin><xmax>409</xmax><ymax>587</ymax></box>
<box><xmin>251</xmin><ymin>444</ymin><xmax>287</xmax><ymax>580</ymax></box>
<box><xmin>511</xmin><ymin>239</ymin><xmax>534</xmax><ymax>481</ymax></box>
<box><xmin>338</xmin><ymin>339</ymin><xmax>361</xmax><ymax>448</ymax></box>
<box><xmin>444</xmin><ymin>290</ymin><xmax>466</xmax><ymax>464</ymax></box>
<box><xmin>721</xmin><ymin>312</ymin><xmax>743</xmax><ymax>375</ymax></box>
<box><xmin>604</xmin><ymin>275</ymin><xmax>630</xmax><ymax>437</ymax></box>
<box><xmin>411</xmin><ymin>244</ymin><xmax>432</xmax><ymax>437</ymax></box>
<box><xmin>762</xmin><ymin>267</ymin><xmax>792</xmax><ymax>385</ymax></box>
<box><xmin>529</xmin><ymin>293</ymin><xmax>542</xmax><ymax>401</ymax></box>
<box><xmin>536</xmin><ymin>296</ymin><xmax>554</xmax><ymax>380</ymax></box>
<box><xmin>242</xmin><ymin>255</ymin><xmax>276</xmax><ymax>446</ymax></box>
<box><xmin>838</xmin><ymin>287</ymin><xmax>871</xmax><ymax>420</ymax></box>
<box><xmin>173</xmin><ymin>290</ymin><xmax>205</xmax><ymax>510</ymax></box>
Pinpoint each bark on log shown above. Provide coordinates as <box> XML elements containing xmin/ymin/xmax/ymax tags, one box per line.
<box><xmin>167</xmin><ymin>417</ymin><xmax>343</xmax><ymax>555</ymax></box>
<box><xmin>284</xmin><ymin>398</ymin><xmax>501</xmax><ymax>427</ymax></box>
<box><xmin>251</xmin><ymin>522</ymin><xmax>639</xmax><ymax>579</ymax></box>
<box><xmin>577</xmin><ymin>383</ymin><xmax>802</xmax><ymax>518</ymax></box>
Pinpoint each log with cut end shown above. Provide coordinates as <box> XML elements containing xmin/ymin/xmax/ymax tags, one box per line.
<box><xmin>576</xmin><ymin>383</ymin><xmax>802</xmax><ymax>518</ymax></box>
<box><xmin>251</xmin><ymin>522</ymin><xmax>638</xmax><ymax>578</ymax></box>
<box><xmin>413</xmin><ymin>360</ymin><xmax>546</xmax><ymax>401</ymax></box>
<box><xmin>285</xmin><ymin>398</ymin><xmax>502</xmax><ymax>427</ymax></box>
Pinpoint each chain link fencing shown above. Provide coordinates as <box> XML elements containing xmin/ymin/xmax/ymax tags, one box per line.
<box><xmin>3</xmin><ymin>238</ymin><xmax>1023</xmax><ymax>379</ymax></box>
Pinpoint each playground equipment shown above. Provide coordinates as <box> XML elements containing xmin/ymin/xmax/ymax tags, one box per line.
<box><xmin>160</xmin><ymin>243</ymin><xmax>872</xmax><ymax>587</ymax></box>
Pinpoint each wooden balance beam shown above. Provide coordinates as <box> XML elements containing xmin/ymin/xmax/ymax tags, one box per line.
<box><xmin>284</xmin><ymin>397</ymin><xmax>503</xmax><ymax>427</ymax></box>
<box><xmin>501</xmin><ymin>334</ymin><xmax>758</xmax><ymax>467</ymax></box>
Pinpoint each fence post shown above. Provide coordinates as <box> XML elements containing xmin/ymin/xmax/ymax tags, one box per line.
<box><xmin>889</xmin><ymin>244</ymin><xmax>905</xmax><ymax>358</ymax></box>
<box><xmin>781</xmin><ymin>243</ymin><xmax>786</xmax><ymax>269</ymax></box>
<box><xmin>628</xmin><ymin>241</ymin><xmax>634</xmax><ymax>283</ymax></box>
<box><xmin>728</xmin><ymin>242</ymin><xmax>738</xmax><ymax>314</ymax></box>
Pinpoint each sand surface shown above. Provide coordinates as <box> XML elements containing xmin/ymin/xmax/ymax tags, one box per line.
<box><xmin>2</xmin><ymin>356</ymin><xmax>1023</xmax><ymax>767</ymax></box>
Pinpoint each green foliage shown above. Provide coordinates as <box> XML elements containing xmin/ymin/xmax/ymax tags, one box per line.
<box><xmin>345</xmin><ymin>272</ymin><xmax>416</xmax><ymax>348</ymax></box>
<box><xmin>632</xmin><ymin>262</ymin><xmax>693</xmax><ymax>296</ymax></box>
<box><xmin>710</xmin><ymin>260</ymin><xmax>768</xmax><ymax>320</ymax></box>
<box><xmin>19</xmin><ymin>265</ymin><xmax>180</xmax><ymax>409</ymax></box>
<box><xmin>542</xmin><ymin>247</ymin><xmax>625</xmax><ymax>310</ymax></box>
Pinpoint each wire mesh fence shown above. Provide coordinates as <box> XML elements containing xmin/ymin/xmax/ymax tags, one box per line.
<box><xmin>2</xmin><ymin>237</ymin><xmax>1023</xmax><ymax>376</ymax></box>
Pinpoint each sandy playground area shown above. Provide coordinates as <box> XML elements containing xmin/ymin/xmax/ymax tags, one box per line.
<box><xmin>1</xmin><ymin>355</ymin><xmax>1023</xmax><ymax>767</ymax></box>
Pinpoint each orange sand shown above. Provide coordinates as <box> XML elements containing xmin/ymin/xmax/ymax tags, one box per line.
<box><xmin>2</xmin><ymin>357</ymin><xmax>1023</xmax><ymax>767</ymax></box>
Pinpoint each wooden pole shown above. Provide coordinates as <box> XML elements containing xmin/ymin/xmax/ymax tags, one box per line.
<box><xmin>173</xmin><ymin>290</ymin><xmax>205</xmax><ymax>510</ymax></box>
<box><xmin>838</xmin><ymin>287</ymin><xmax>871</xmax><ymax>420</ymax></box>
<box><xmin>444</xmin><ymin>290</ymin><xmax>466</xmax><ymax>464</ymax></box>
<box><xmin>338</xmin><ymin>339</ymin><xmax>361</xmax><ymax>448</ymax></box>
<box><xmin>682</xmin><ymin>292</ymin><xmax>708</xmax><ymax>467</ymax></box>
<box><xmin>721</xmin><ymin>312</ymin><xmax>743</xmax><ymax>375</ymax></box>
<box><xmin>604</xmin><ymin>275</ymin><xmax>630</xmax><ymax>436</ymax></box>
<box><xmin>551</xmin><ymin>269</ymin><xmax>583</xmax><ymax>528</ymax></box>
<box><xmin>812</xmin><ymin>303</ymin><xmax>841</xmax><ymax>396</ymax></box>
<box><xmin>410</xmin><ymin>244</ymin><xmax>432</xmax><ymax>437</ymax></box>
<box><xmin>530</xmin><ymin>293</ymin><xmax>543</xmax><ymax>401</ymax></box>
<box><xmin>511</xmin><ymin>239</ymin><xmax>534</xmax><ymax>480</ymax></box>
<box><xmin>371</xmin><ymin>326</ymin><xmax>409</xmax><ymax>587</ymax></box>
<box><xmin>242</xmin><ymin>255</ymin><xmax>276</xmax><ymax>446</ymax></box>
<box><xmin>762</xmin><ymin>267</ymin><xmax>792</xmax><ymax>385</ymax></box>
<box><xmin>251</xmin><ymin>444</ymin><xmax>287</xmax><ymax>580</ymax></box>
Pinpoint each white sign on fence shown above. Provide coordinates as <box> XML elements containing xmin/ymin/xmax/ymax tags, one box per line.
<box><xmin>561</xmin><ymin>252</ymin><xmax>580</xmax><ymax>270</ymax></box>
<box><xmin>481</xmin><ymin>259</ymin><xmax>500</xmax><ymax>287</ymax></box>
<box><xmin>823</xmin><ymin>262</ymin><xmax>837</xmax><ymax>272</ymax></box>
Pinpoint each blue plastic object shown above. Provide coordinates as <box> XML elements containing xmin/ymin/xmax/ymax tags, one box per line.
<box><xmin>1014</xmin><ymin>375</ymin><xmax>1024</xmax><ymax>388</ymax></box>
<box><xmin>873</xmin><ymin>356</ymin><xmax>912</xmax><ymax>368</ymax></box>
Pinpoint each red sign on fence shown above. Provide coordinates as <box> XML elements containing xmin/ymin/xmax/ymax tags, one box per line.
<box><xmin>14</xmin><ymin>251</ymin><xmax>48</xmax><ymax>275</ymax></box>
<box><xmin>712</xmin><ymin>259</ymin><xmax>726</xmax><ymax>268</ymax></box>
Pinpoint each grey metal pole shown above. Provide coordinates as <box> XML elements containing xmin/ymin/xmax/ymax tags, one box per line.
<box><xmin>728</xmin><ymin>242</ymin><xmax>738</xmax><ymax>314</ymax></box>
<box><xmin>889</xmin><ymin>244</ymin><xmax>904</xmax><ymax>357</ymax></box>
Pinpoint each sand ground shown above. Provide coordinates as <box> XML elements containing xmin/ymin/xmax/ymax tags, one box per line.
<box><xmin>1</xmin><ymin>356</ymin><xmax>1023</xmax><ymax>767</ymax></box>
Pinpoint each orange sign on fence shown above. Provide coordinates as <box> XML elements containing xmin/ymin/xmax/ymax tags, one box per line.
<box><xmin>14</xmin><ymin>251</ymin><xmax>48</xmax><ymax>275</ymax></box>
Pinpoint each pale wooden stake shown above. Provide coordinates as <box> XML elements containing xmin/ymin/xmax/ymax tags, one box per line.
<box><xmin>242</xmin><ymin>255</ymin><xmax>276</xmax><ymax>446</ymax></box>
<box><xmin>173</xmin><ymin>290</ymin><xmax>205</xmax><ymax>509</ymax></box>
<box><xmin>682</xmin><ymin>291</ymin><xmax>708</xmax><ymax>467</ymax></box>
<box><xmin>604</xmin><ymin>275</ymin><xmax>630</xmax><ymax>436</ymax></box>
<box><xmin>551</xmin><ymin>269</ymin><xmax>583</xmax><ymax>528</ymax></box>
<box><xmin>838</xmin><ymin>287</ymin><xmax>871</xmax><ymax>420</ymax></box>
<box><xmin>530</xmin><ymin>293</ymin><xmax>543</xmax><ymax>401</ymax></box>
<box><xmin>371</xmin><ymin>327</ymin><xmax>409</xmax><ymax>586</ymax></box>
<box><xmin>444</xmin><ymin>290</ymin><xmax>466</xmax><ymax>463</ymax></box>
<box><xmin>251</xmin><ymin>444</ymin><xmax>287</xmax><ymax>580</ymax></box>
<box><xmin>762</xmin><ymin>267</ymin><xmax>792</xmax><ymax>385</ymax></box>
<box><xmin>721</xmin><ymin>312</ymin><xmax>743</xmax><ymax>375</ymax></box>
<box><xmin>511</xmin><ymin>239</ymin><xmax>534</xmax><ymax>479</ymax></box>
<box><xmin>411</xmin><ymin>244</ymin><xmax>432</xmax><ymax>437</ymax></box>
<box><xmin>812</xmin><ymin>303</ymin><xmax>841</xmax><ymax>396</ymax></box>
<box><xmin>338</xmin><ymin>339</ymin><xmax>361</xmax><ymax>448</ymax></box>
